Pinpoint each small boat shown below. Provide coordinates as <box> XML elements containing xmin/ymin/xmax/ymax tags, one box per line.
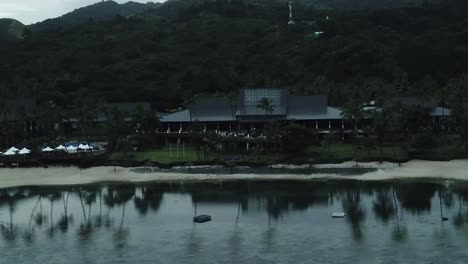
<box><xmin>332</xmin><ymin>212</ymin><xmax>346</xmax><ymax>218</ymax></box>
<box><xmin>193</xmin><ymin>215</ymin><xmax>211</xmax><ymax>223</ymax></box>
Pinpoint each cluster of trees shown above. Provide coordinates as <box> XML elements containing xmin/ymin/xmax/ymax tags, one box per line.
<box><xmin>1</xmin><ymin>0</ymin><xmax>468</xmax><ymax>110</ymax></box>
<box><xmin>0</xmin><ymin>97</ymin><xmax>158</xmax><ymax>150</ymax></box>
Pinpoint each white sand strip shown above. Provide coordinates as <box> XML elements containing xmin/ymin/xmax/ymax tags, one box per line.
<box><xmin>0</xmin><ymin>160</ymin><xmax>467</xmax><ymax>189</ymax></box>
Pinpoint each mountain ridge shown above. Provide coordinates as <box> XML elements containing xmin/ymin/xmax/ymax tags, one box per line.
<box><xmin>29</xmin><ymin>1</ymin><xmax>162</xmax><ymax>31</ymax></box>
<box><xmin>0</xmin><ymin>18</ymin><xmax>26</xmax><ymax>40</ymax></box>
<box><xmin>0</xmin><ymin>0</ymin><xmax>467</xmax><ymax>108</ymax></box>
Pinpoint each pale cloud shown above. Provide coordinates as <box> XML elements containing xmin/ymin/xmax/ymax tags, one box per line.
<box><xmin>0</xmin><ymin>0</ymin><xmax>165</xmax><ymax>25</ymax></box>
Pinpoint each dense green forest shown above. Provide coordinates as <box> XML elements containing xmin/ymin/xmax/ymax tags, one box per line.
<box><xmin>0</xmin><ymin>19</ymin><xmax>25</xmax><ymax>41</ymax></box>
<box><xmin>1</xmin><ymin>0</ymin><xmax>468</xmax><ymax>110</ymax></box>
<box><xmin>30</xmin><ymin>1</ymin><xmax>162</xmax><ymax>32</ymax></box>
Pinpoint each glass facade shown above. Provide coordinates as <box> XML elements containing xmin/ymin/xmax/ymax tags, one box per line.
<box><xmin>244</xmin><ymin>89</ymin><xmax>282</xmax><ymax>106</ymax></box>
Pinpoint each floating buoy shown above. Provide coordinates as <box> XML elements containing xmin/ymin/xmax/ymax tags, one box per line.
<box><xmin>332</xmin><ymin>212</ymin><xmax>346</xmax><ymax>218</ymax></box>
<box><xmin>442</xmin><ymin>217</ymin><xmax>449</xmax><ymax>221</ymax></box>
<box><xmin>193</xmin><ymin>215</ymin><xmax>211</xmax><ymax>223</ymax></box>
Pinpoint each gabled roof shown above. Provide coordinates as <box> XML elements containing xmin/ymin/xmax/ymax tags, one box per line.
<box><xmin>160</xmin><ymin>109</ymin><xmax>191</xmax><ymax>122</ymax></box>
<box><xmin>287</xmin><ymin>106</ymin><xmax>343</xmax><ymax>120</ymax></box>
<box><xmin>190</xmin><ymin>97</ymin><xmax>235</xmax><ymax>122</ymax></box>
<box><xmin>383</xmin><ymin>97</ymin><xmax>437</xmax><ymax>109</ymax></box>
<box><xmin>286</xmin><ymin>95</ymin><xmax>327</xmax><ymax>117</ymax></box>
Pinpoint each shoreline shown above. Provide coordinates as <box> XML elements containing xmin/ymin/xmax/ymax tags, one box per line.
<box><xmin>0</xmin><ymin>159</ymin><xmax>467</xmax><ymax>189</ymax></box>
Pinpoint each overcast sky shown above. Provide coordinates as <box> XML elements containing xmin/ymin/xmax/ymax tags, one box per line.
<box><xmin>0</xmin><ymin>0</ymin><xmax>165</xmax><ymax>25</ymax></box>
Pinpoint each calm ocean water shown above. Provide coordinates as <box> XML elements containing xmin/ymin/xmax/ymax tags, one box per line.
<box><xmin>0</xmin><ymin>180</ymin><xmax>467</xmax><ymax>264</ymax></box>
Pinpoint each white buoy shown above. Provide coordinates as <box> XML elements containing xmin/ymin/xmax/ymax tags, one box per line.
<box><xmin>332</xmin><ymin>212</ymin><xmax>346</xmax><ymax>218</ymax></box>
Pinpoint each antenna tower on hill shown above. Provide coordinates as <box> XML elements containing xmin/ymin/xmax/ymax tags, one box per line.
<box><xmin>288</xmin><ymin>1</ymin><xmax>295</xmax><ymax>25</ymax></box>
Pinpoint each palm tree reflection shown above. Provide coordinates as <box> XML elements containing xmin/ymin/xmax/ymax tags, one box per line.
<box><xmin>34</xmin><ymin>194</ymin><xmax>45</xmax><ymax>227</ymax></box>
<box><xmin>452</xmin><ymin>194</ymin><xmax>464</xmax><ymax>228</ymax></box>
<box><xmin>109</xmin><ymin>185</ymin><xmax>135</xmax><ymax>249</ymax></box>
<box><xmin>373</xmin><ymin>189</ymin><xmax>395</xmax><ymax>224</ymax></box>
<box><xmin>392</xmin><ymin>187</ymin><xmax>407</xmax><ymax>242</ymax></box>
<box><xmin>46</xmin><ymin>191</ymin><xmax>61</xmax><ymax>237</ymax></box>
<box><xmin>0</xmin><ymin>189</ymin><xmax>23</xmax><ymax>242</ymax></box>
<box><xmin>342</xmin><ymin>191</ymin><xmax>365</xmax><ymax>242</ymax></box>
<box><xmin>24</xmin><ymin>196</ymin><xmax>42</xmax><ymax>243</ymax></box>
<box><xmin>77</xmin><ymin>187</ymin><xmax>94</xmax><ymax>238</ymax></box>
<box><xmin>134</xmin><ymin>185</ymin><xmax>163</xmax><ymax>216</ymax></box>
<box><xmin>1</xmin><ymin>200</ymin><xmax>16</xmax><ymax>241</ymax></box>
<box><xmin>58</xmin><ymin>190</ymin><xmax>72</xmax><ymax>232</ymax></box>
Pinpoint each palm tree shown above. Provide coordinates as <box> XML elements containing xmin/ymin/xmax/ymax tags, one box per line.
<box><xmin>341</xmin><ymin>99</ymin><xmax>364</xmax><ymax>153</ymax></box>
<box><xmin>373</xmin><ymin>110</ymin><xmax>388</xmax><ymax>155</ymax></box>
<box><xmin>225</xmin><ymin>91</ymin><xmax>239</xmax><ymax>129</ymax></box>
<box><xmin>76</xmin><ymin>97</ymin><xmax>99</xmax><ymax>146</ymax></box>
<box><xmin>257</xmin><ymin>97</ymin><xmax>275</xmax><ymax>120</ymax></box>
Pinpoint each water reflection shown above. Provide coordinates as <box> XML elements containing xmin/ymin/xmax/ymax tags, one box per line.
<box><xmin>2</xmin><ymin>180</ymin><xmax>468</xmax><ymax>263</ymax></box>
<box><xmin>396</xmin><ymin>182</ymin><xmax>437</xmax><ymax>214</ymax></box>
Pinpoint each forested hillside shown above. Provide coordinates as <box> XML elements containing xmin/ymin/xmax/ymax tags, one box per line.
<box><xmin>0</xmin><ymin>19</ymin><xmax>25</xmax><ymax>40</ymax></box>
<box><xmin>30</xmin><ymin>1</ymin><xmax>161</xmax><ymax>31</ymax></box>
<box><xmin>1</xmin><ymin>0</ymin><xmax>468</xmax><ymax>109</ymax></box>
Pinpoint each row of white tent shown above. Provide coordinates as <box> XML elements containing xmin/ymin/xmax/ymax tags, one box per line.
<box><xmin>2</xmin><ymin>147</ymin><xmax>31</xmax><ymax>156</ymax></box>
<box><xmin>1</xmin><ymin>144</ymin><xmax>94</xmax><ymax>156</ymax></box>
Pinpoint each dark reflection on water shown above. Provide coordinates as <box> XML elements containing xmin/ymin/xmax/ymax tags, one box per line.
<box><xmin>1</xmin><ymin>180</ymin><xmax>468</xmax><ymax>263</ymax></box>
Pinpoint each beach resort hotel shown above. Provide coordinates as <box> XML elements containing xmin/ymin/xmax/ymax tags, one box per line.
<box><xmin>159</xmin><ymin>88</ymin><xmax>450</xmax><ymax>136</ymax></box>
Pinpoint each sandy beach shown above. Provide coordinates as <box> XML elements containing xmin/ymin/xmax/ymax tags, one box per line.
<box><xmin>0</xmin><ymin>160</ymin><xmax>467</xmax><ymax>189</ymax></box>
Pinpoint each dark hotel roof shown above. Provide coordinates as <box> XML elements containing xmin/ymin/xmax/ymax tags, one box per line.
<box><xmin>160</xmin><ymin>89</ymin><xmax>342</xmax><ymax>122</ymax></box>
<box><xmin>190</xmin><ymin>97</ymin><xmax>235</xmax><ymax>122</ymax></box>
<box><xmin>287</xmin><ymin>95</ymin><xmax>327</xmax><ymax>116</ymax></box>
<box><xmin>383</xmin><ymin>97</ymin><xmax>437</xmax><ymax>109</ymax></box>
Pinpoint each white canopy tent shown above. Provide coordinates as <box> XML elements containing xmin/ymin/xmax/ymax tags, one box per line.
<box><xmin>42</xmin><ymin>146</ymin><xmax>54</xmax><ymax>152</ymax></box>
<box><xmin>18</xmin><ymin>148</ymin><xmax>31</xmax><ymax>155</ymax></box>
<box><xmin>3</xmin><ymin>150</ymin><xmax>17</xmax><ymax>156</ymax></box>
<box><xmin>7</xmin><ymin>147</ymin><xmax>19</xmax><ymax>152</ymax></box>
<box><xmin>66</xmin><ymin>145</ymin><xmax>78</xmax><ymax>153</ymax></box>
<box><xmin>55</xmin><ymin>145</ymin><xmax>67</xmax><ymax>151</ymax></box>
<box><xmin>78</xmin><ymin>144</ymin><xmax>92</xmax><ymax>150</ymax></box>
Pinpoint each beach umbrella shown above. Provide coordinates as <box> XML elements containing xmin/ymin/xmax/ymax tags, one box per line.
<box><xmin>3</xmin><ymin>149</ymin><xmax>17</xmax><ymax>156</ymax></box>
<box><xmin>78</xmin><ymin>144</ymin><xmax>91</xmax><ymax>150</ymax></box>
<box><xmin>7</xmin><ymin>146</ymin><xmax>19</xmax><ymax>152</ymax></box>
<box><xmin>18</xmin><ymin>148</ymin><xmax>31</xmax><ymax>161</ymax></box>
<box><xmin>66</xmin><ymin>145</ymin><xmax>78</xmax><ymax>153</ymax></box>
<box><xmin>18</xmin><ymin>148</ymin><xmax>31</xmax><ymax>155</ymax></box>
<box><xmin>42</xmin><ymin>146</ymin><xmax>54</xmax><ymax>152</ymax></box>
<box><xmin>55</xmin><ymin>145</ymin><xmax>67</xmax><ymax>151</ymax></box>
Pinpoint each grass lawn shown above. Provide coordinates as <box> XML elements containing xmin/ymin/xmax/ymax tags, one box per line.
<box><xmin>109</xmin><ymin>143</ymin><xmax>468</xmax><ymax>165</ymax></box>
<box><xmin>307</xmin><ymin>143</ymin><xmax>409</xmax><ymax>161</ymax></box>
<box><xmin>109</xmin><ymin>147</ymin><xmax>204</xmax><ymax>164</ymax></box>
<box><xmin>409</xmin><ymin>144</ymin><xmax>468</xmax><ymax>160</ymax></box>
